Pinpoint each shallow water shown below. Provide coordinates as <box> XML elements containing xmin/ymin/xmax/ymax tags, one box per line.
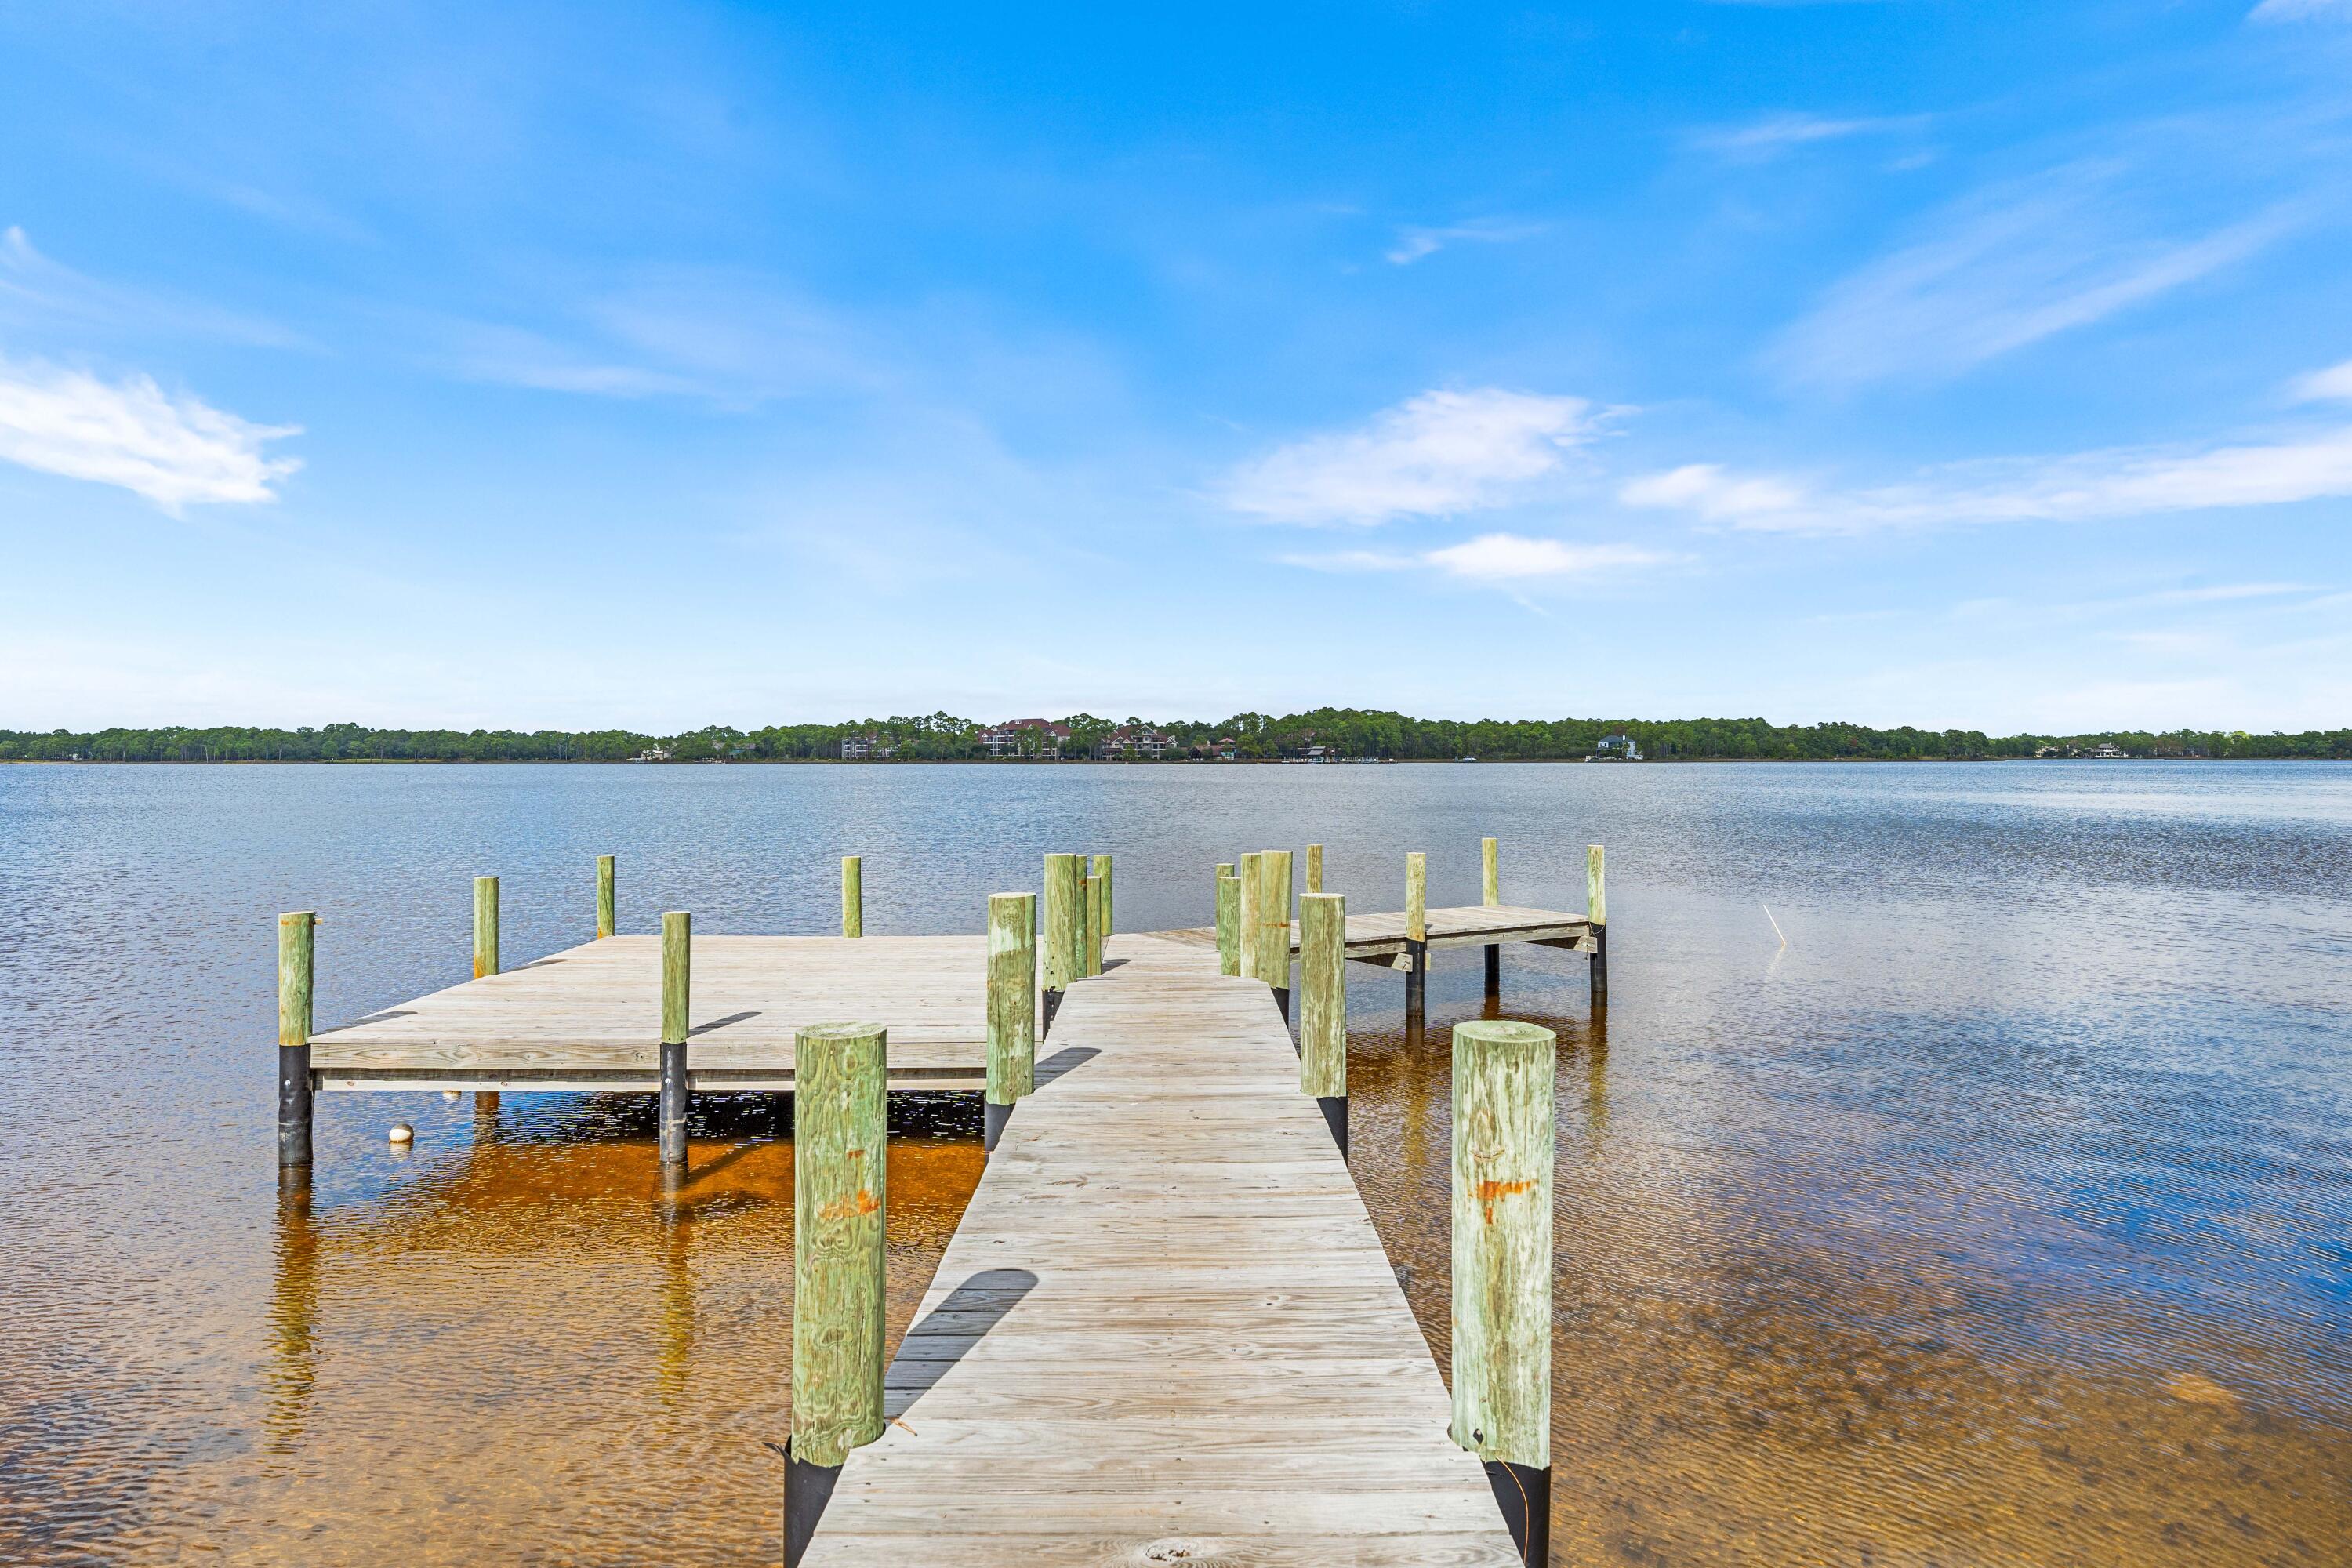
<box><xmin>2</xmin><ymin>761</ymin><xmax>2347</xmax><ymax>1564</ymax></box>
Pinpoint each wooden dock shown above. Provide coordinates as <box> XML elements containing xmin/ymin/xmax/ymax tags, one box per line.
<box><xmin>303</xmin><ymin>909</ymin><xmax>1592</xmax><ymax>1095</ymax></box>
<box><xmin>799</xmin><ymin>932</ymin><xmax>1523</xmax><ymax>1566</ymax></box>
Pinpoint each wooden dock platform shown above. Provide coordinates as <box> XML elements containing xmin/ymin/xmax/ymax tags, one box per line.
<box><xmin>303</xmin><ymin>907</ymin><xmax>1592</xmax><ymax>1096</ymax></box>
<box><xmin>799</xmin><ymin>932</ymin><xmax>1523</xmax><ymax>1566</ymax></box>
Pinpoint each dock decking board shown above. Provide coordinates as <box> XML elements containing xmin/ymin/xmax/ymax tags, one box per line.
<box><xmin>797</xmin><ymin>933</ymin><xmax>1519</xmax><ymax>1566</ymax></box>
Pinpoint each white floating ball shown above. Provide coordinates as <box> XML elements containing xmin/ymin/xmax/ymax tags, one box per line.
<box><xmin>388</xmin><ymin>1123</ymin><xmax>415</xmax><ymax>1145</ymax></box>
<box><xmin>441</xmin><ymin>1090</ymin><xmax>461</xmax><ymax>1102</ymax></box>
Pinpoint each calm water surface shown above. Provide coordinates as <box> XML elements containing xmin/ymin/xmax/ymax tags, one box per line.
<box><xmin>2</xmin><ymin>762</ymin><xmax>2347</xmax><ymax>1565</ymax></box>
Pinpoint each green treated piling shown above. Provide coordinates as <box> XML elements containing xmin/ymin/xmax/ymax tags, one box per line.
<box><xmin>1091</xmin><ymin>853</ymin><xmax>1114</xmax><ymax>940</ymax></box>
<box><xmin>473</xmin><ymin>876</ymin><xmax>499</xmax><ymax>978</ymax></box>
<box><xmin>1406</xmin><ymin>851</ymin><xmax>1428</xmax><ymax>942</ymax></box>
<box><xmin>1482</xmin><ymin>837</ymin><xmax>1500</xmax><ymax>907</ymax></box>
<box><xmin>1306</xmin><ymin>843</ymin><xmax>1324</xmax><ymax>895</ymax></box>
<box><xmin>1042</xmin><ymin>854</ymin><xmax>1085</xmax><ymax>993</ymax></box>
<box><xmin>1236</xmin><ymin>851</ymin><xmax>1262</xmax><ymax>981</ymax></box>
<box><xmin>841</xmin><ymin>855</ymin><xmax>862</xmax><ymax>938</ymax></box>
<box><xmin>1449</xmin><ymin>1018</ymin><xmax>1555</xmax><ymax>1470</ymax></box>
<box><xmin>597</xmin><ymin>855</ymin><xmax>616</xmax><ymax>938</ymax></box>
<box><xmin>659</xmin><ymin>910</ymin><xmax>691</xmax><ymax>1165</ymax></box>
<box><xmin>792</xmin><ymin>1021</ymin><xmax>889</xmax><ymax>1468</ymax></box>
<box><xmin>1587</xmin><ymin>844</ymin><xmax>1606</xmax><ymax>927</ymax></box>
<box><xmin>1250</xmin><ymin>849</ymin><xmax>1294</xmax><ymax>995</ymax></box>
<box><xmin>1082</xmin><ymin>873</ymin><xmax>1102</xmax><ymax>976</ymax></box>
<box><xmin>986</xmin><ymin>893</ymin><xmax>1036</xmax><ymax>1106</ymax></box>
<box><xmin>1299</xmin><ymin>893</ymin><xmax>1346</xmax><ymax>1098</ymax></box>
<box><xmin>1214</xmin><ymin>865</ymin><xmax>1240</xmax><ymax>977</ymax></box>
<box><xmin>278</xmin><ymin>911</ymin><xmax>315</xmax><ymax>1167</ymax></box>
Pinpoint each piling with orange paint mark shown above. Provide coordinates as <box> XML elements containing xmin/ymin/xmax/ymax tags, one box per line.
<box><xmin>1450</xmin><ymin>1016</ymin><xmax>1555</xmax><ymax>1564</ymax></box>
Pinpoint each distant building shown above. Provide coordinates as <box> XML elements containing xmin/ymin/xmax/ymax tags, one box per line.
<box><xmin>840</xmin><ymin>733</ymin><xmax>895</xmax><ymax>760</ymax></box>
<box><xmin>1099</xmin><ymin>726</ymin><xmax>1177</xmax><ymax>760</ymax></box>
<box><xmin>978</xmin><ymin>718</ymin><xmax>1069</xmax><ymax>759</ymax></box>
<box><xmin>1210</xmin><ymin>735</ymin><xmax>1239</xmax><ymax>761</ymax></box>
<box><xmin>2086</xmin><ymin>742</ymin><xmax>2128</xmax><ymax>760</ymax></box>
<box><xmin>630</xmin><ymin>746</ymin><xmax>673</xmax><ymax>763</ymax></box>
<box><xmin>1588</xmin><ymin>733</ymin><xmax>1642</xmax><ymax>762</ymax></box>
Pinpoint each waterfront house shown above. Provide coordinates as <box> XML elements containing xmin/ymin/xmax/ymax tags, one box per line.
<box><xmin>840</xmin><ymin>733</ymin><xmax>895</xmax><ymax>760</ymax></box>
<box><xmin>1099</xmin><ymin>726</ymin><xmax>1178</xmax><ymax>760</ymax></box>
<box><xmin>978</xmin><ymin>719</ymin><xmax>1069</xmax><ymax>759</ymax></box>
<box><xmin>1588</xmin><ymin>733</ymin><xmax>1643</xmax><ymax>762</ymax></box>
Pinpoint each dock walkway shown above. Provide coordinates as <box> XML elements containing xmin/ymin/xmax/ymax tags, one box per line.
<box><xmin>800</xmin><ymin>931</ymin><xmax>1520</xmax><ymax>1566</ymax></box>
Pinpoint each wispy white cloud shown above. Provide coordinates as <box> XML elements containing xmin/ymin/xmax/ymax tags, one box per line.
<box><xmin>1769</xmin><ymin>165</ymin><xmax>2301</xmax><ymax>389</ymax></box>
<box><xmin>2249</xmin><ymin>0</ymin><xmax>2350</xmax><ymax>20</ymax></box>
<box><xmin>0</xmin><ymin>227</ymin><xmax>303</xmax><ymax>349</ymax></box>
<box><xmin>1221</xmin><ymin>388</ymin><xmax>1600</xmax><ymax>525</ymax></box>
<box><xmin>2290</xmin><ymin>358</ymin><xmax>2352</xmax><ymax>402</ymax></box>
<box><xmin>1694</xmin><ymin>113</ymin><xmax>1926</xmax><ymax>163</ymax></box>
<box><xmin>1284</xmin><ymin>533</ymin><xmax>1669</xmax><ymax>582</ymax></box>
<box><xmin>0</xmin><ymin>355</ymin><xmax>300</xmax><ymax>510</ymax></box>
<box><xmin>1385</xmin><ymin>219</ymin><xmax>1546</xmax><ymax>266</ymax></box>
<box><xmin>1619</xmin><ymin>419</ymin><xmax>2352</xmax><ymax>535</ymax></box>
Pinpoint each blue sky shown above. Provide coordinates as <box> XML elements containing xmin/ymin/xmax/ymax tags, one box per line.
<box><xmin>2</xmin><ymin>1</ymin><xmax>2349</xmax><ymax>734</ymax></box>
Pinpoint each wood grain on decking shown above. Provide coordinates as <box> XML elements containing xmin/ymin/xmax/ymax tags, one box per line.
<box><xmin>307</xmin><ymin>935</ymin><xmax>1014</xmax><ymax>1091</ymax></box>
<box><xmin>799</xmin><ymin>934</ymin><xmax>1518</xmax><ymax>1567</ymax></box>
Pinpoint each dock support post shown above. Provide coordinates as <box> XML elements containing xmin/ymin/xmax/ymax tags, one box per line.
<box><xmin>1214</xmin><ymin>863</ymin><xmax>1240</xmax><ymax>976</ymax></box>
<box><xmin>659</xmin><ymin>911</ymin><xmax>691</xmax><ymax>1167</ymax></box>
<box><xmin>1256</xmin><ymin>850</ymin><xmax>1294</xmax><ymax>1023</ymax></box>
<box><xmin>1041</xmin><ymin>853</ymin><xmax>1084</xmax><ymax>1032</ymax></box>
<box><xmin>278</xmin><ymin>911</ymin><xmax>315</xmax><ymax>1169</ymax></box>
<box><xmin>473</xmin><ymin>877</ymin><xmax>500</xmax><ymax>1119</ymax></box>
<box><xmin>985</xmin><ymin>892</ymin><xmax>1036</xmax><ymax>1153</ymax></box>
<box><xmin>1587</xmin><ymin>844</ymin><xmax>1607</xmax><ymax>1009</ymax></box>
<box><xmin>1405</xmin><ymin>851</ymin><xmax>1428</xmax><ymax>1028</ymax></box>
<box><xmin>841</xmin><ymin>855</ymin><xmax>862</xmax><ymax>938</ymax></box>
<box><xmin>1236</xmin><ymin>852</ymin><xmax>1262</xmax><ymax>982</ymax></box>
<box><xmin>1450</xmin><ymin>1019</ymin><xmax>1556</xmax><ymax>1567</ymax></box>
<box><xmin>1305</xmin><ymin>843</ymin><xmax>1324</xmax><ymax>895</ymax></box>
<box><xmin>1082</xmin><ymin>872</ymin><xmax>1102</xmax><ymax>976</ymax></box>
<box><xmin>787</xmin><ymin>1022</ymin><xmax>888</xmax><ymax>1566</ymax></box>
<box><xmin>1482</xmin><ymin>837</ymin><xmax>1501</xmax><ymax>996</ymax></box>
<box><xmin>1091</xmin><ymin>852</ymin><xmax>1113</xmax><ymax>943</ymax></box>
<box><xmin>597</xmin><ymin>854</ymin><xmax>616</xmax><ymax>938</ymax></box>
<box><xmin>1300</xmin><ymin>892</ymin><xmax>1348</xmax><ymax>1162</ymax></box>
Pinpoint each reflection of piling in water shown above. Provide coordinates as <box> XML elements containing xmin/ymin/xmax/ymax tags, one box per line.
<box><xmin>1451</xmin><ymin>1018</ymin><xmax>1556</xmax><ymax>1566</ymax></box>
<box><xmin>657</xmin><ymin>1205</ymin><xmax>695</xmax><ymax>1408</ymax></box>
<box><xmin>983</xmin><ymin>891</ymin><xmax>1036</xmax><ymax>1154</ymax></box>
<box><xmin>266</xmin><ymin>1172</ymin><xmax>318</xmax><ymax>1452</ymax></box>
<box><xmin>787</xmin><ymin>1022</ymin><xmax>888</xmax><ymax>1566</ymax></box>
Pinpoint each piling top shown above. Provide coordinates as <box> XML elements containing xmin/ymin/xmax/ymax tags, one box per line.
<box><xmin>1452</xmin><ymin>1018</ymin><xmax>1555</xmax><ymax>1052</ymax></box>
<box><xmin>799</xmin><ymin>1018</ymin><xmax>887</xmax><ymax>1044</ymax></box>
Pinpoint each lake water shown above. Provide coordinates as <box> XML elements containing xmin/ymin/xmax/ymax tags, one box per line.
<box><xmin>2</xmin><ymin>761</ymin><xmax>2347</xmax><ymax>1565</ymax></box>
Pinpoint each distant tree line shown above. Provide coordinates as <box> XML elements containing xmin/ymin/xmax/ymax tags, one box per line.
<box><xmin>4</xmin><ymin>710</ymin><xmax>2347</xmax><ymax>763</ymax></box>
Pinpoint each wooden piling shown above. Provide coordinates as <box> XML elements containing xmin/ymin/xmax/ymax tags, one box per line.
<box><xmin>473</xmin><ymin>876</ymin><xmax>499</xmax><ymax>978</ymax></box>
<box><xmin>277</xmin><ymin>911</ymin><xmax>315</xmax><ymax>1168</ymax></box>
<box><xmin>1299</xmin><ymin>892</ymin><xmax>1347</xmax><ymax>1160</ymax></box>
<box><xmin>1236</xmin><ymin>851</ymin><xmax>1262</xmax><ymax>981</ymax></box>
<box><xmin>1305</xmin><ymin>843</ymin><xmax>1324</xmax><ymax>895</ymax></box>
<box><xmin>1214</xmin><ymin>865</ymin><xmax>1241</xmax><ymax>977</ymax></box>
<box><xmin>985</xmin><ymin>892</ymin><xmax>1036</xmax><ymax>1152</ymax></box>
<box><xmin>1481</xmin><ymin>837</ymin><xmax>1501</xmax><ymax>993</ymax></box>
<box><xmin>841</xmin><ymin>855</ymin><xmax>862</xmax><ymax>939</ymax></box>
<box><xmin>1588</xmin><ymin>843</ymin><xmax>1608</xmax><ymax>1008</ymax></box>
<box><xmin>1450</xmin><ymin>1018</ymin><xmax>1556</xmax><ymax>1566</ymax></box>
<box><xmin>1041</xmin><ymin>853</ymin><xmax>1084</xmax><ymax>1027</ymax></box>
<box><xmin>788</xmin><ymin>1020</ymin><xmax>888</xmax><ymax>1562</ymax></box>
<box><xmin>1405</xmin><ymin>851</ymin><xmax>1428</xmax><ymax>1022</ymax></box>
<box><xmin>1083</xmin><ymin>873</ymin><xmax>1103</xmax><ymax>977</ymax></box>
<box><xmin>1091</xmin><ymin>853</ymin><xmax>1113</xmax><ymax>941</ymax></box>
<box><xmin>659</xmin><ymin>911</ymin><xmax>691</xmax><ymax>1167</ymax></box>
<box><xmin>1253</xmin><ymin>850</ymin><xmax>1294</xmax><ymax>1020</ymax></box>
